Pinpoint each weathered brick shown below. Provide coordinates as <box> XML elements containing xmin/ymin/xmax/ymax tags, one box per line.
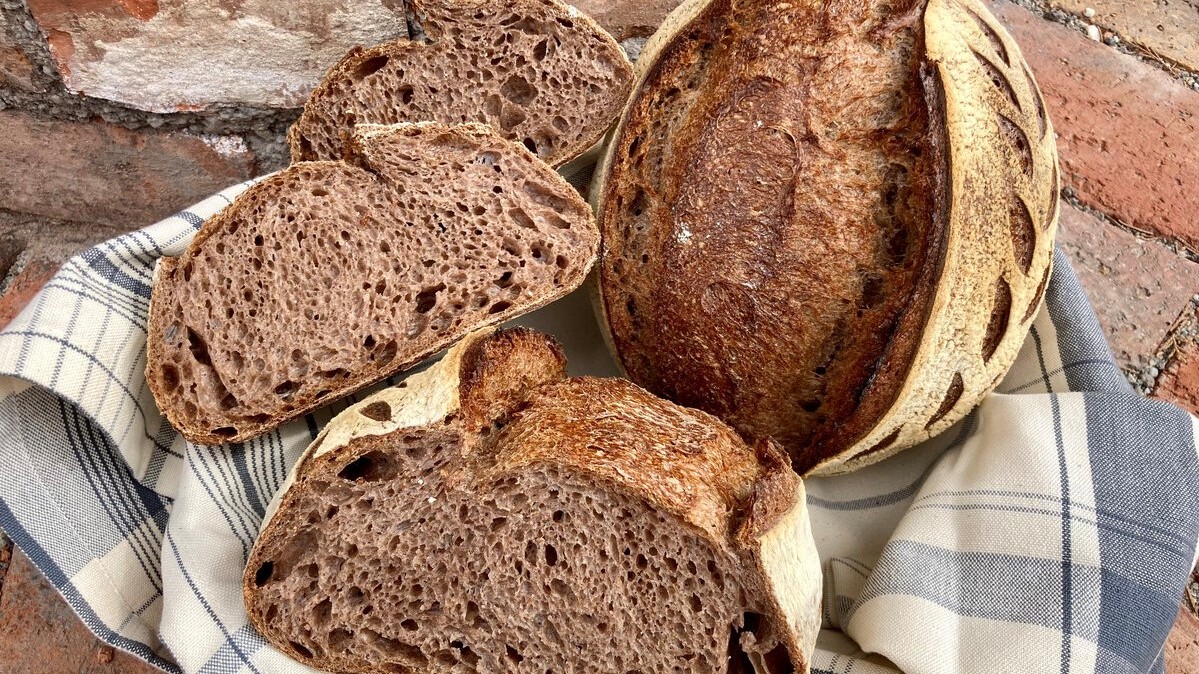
<box><xmin>0</xmin><ymin>110</ymin><xmax>255</xmax><ymax>228</ymax></box>
<box><xmin>0</xmin><ymin>31</ymin><xmax>41</xmax><ymax>92</ymax></box>
<box><xmin>1056</xmin><ymin>202</ymin><xmax>1199</xmax><ymax>367</ymax></box>
<box><xmin>25</xmin><ymin>0</ymin><xmax>408</xmax><ymax>112</ymax></box>
<box><xmin>1154</xmin><ymin>337</ymin><xmax>1199</xmax><ymax>416</ymax></box>
<box><xmin>571</xmin><ymin>0</ymin><xmax>682</xmax><ymax>41</ymax></box>
<box><xmin>1166</xmin><ymin>605</ymin><xmax>1199</xmax><ymax>674</ymax></box>
<box><xmin>0</xmin><ymin>257</ymin><xmax>59</xmax><ymax>328</ymax></box>
<box><xmin>1049</xmin><ymin>0</ymin><xmax>1199</xmax><ymax>74</ymax></box>
<box><xmin>0</xmin><ymin>549</ymin><xmax>160</xmax><ymax>673</ymax></box>
<box><xmin>988</xmin><ymin>1</ymin><xmax>1199</xmax><ymax>249</ymax></box>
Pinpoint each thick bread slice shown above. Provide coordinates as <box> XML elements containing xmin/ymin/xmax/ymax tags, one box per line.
<box><xmin>592</xmin><ymin>0</ymin><xmax>1058</xmax><ymax>475</ymax></box>
<box><xmin>288</xmin><ymin>0</ymin><xmax>634</xmax><ymax>168</ymax></box>
<box><xmin>244</xmin><ymin>327</ymin><xmax>822</xmax><ymax>674</ymax></box>
<box><xmin>147</xmin><ymin>123</ymin><xmax>599</xmax><ymax>445</ymax></box>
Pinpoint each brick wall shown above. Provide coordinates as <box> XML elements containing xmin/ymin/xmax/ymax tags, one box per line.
<box><xmin>0</xmin><ymin>0</ymin><xmax>1197</xmax><ymax>671</ymax></box>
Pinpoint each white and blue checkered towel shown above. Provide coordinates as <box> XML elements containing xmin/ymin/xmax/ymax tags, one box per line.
<box><xmin>0</xmin><ymin>179</ymin><xmax>1195</xmax><ymax>674</ymax></box>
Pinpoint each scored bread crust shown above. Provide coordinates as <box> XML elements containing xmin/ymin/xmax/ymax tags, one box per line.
<box><xmin>288</xmin><ymin>0</ymin><xmax>634</xmax><ymax>169</ymax></box>
<box><xmin>591</xmin><ymin>0</ymin><xmax>1058</xmax><ymax>475</ymax></box>
<box><xmin>246</xmin><ymin>327</ymin><xmax>822</xmax><ymax>673</ymax></box>
<box><xmin>147</xmin><ymin>122</ymin><xmax>599</xmax><ymax>446</ymax></box>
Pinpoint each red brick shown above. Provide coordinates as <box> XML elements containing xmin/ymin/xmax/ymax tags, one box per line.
<box><xmin>988</xmin><ymin>1</ymin><xmax>1199</xmax><ymax>249</ymax></box>
<box><xmin>0</xmin><ymin>110</ymin><xmax>255</xmax><ymax>229</ymax></box>
<box><xmin>1166</xmin><ymin>605</ymin><xmax>1199</xmax><ymax>674</ymax></box>
<box><xmin>1155</xmin><ymin>337</ymin><xmax>1199</xmax><ymax>416</ymax></box>
<box><xmin>1056</xmin><ymin>202</ymin><xmax>1199</xmax><ymax>367</ymax></box>
<box><xmin>1049</xmin><ymin>0</ymin><xmax>1199</xmax><ymax>74</ymax></box>
<box><xmin>25</xmin><ymin>0</ymin><xmax>408</xmax><ymax>112</ymax></box>
<box><xmin>0</xmin><ymin>550</ymin><xmax>159</xmax><ymax>673</ymax></box>
<box><xmin>0</xmin><ymin>257</ymin><xmax>59</xmax><ymax>329</ymax></box>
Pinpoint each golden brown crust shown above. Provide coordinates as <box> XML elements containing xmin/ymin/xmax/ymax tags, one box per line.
<box><xmin>592</xmin><ymin>0</ymin><xmax>1058</xmax><ymax>475</ymax></box>
<box><xmin>476</xmin><ymin>376</ymin><xmax>790</xmax><ymax>546</ymax></box>
<box><xmin>457</xmin><ymin>325</ymin><xmax>568</xmax><ymax>433</ymax></box>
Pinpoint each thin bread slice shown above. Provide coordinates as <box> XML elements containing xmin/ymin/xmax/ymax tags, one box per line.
<box><xmin>289</xmin><ymin>0</ymin><xmax>634</xmax><ymax>168</ymax></box>
<box><xmin>244</xmin><ymin>327</ymin><xmax>822</xmax><ymax>674</ymax></box>
<box><xmin>147</xmin><ymin>123</ymin><xmax>599</xmax><ymax>445</ymax></box>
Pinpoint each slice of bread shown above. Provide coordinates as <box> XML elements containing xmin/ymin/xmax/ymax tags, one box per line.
<box><xmin>147</xmin><ymin>123</ymin><xmax>599</xmax><ymax>445</ymax></box>
<box><xmin>244</xmin><ymin>327</ymin><xmax>822</xmax><ymax>674</ymax></box>
<box><xmin>288</xmin><ymin>0</ymin><xmax>634</xmax><ymax>168</ymax></box>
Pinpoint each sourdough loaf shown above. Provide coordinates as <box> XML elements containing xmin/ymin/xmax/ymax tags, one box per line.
<box><xmin>593</xmin><ymin>0</ymin><xmax>1059</xmax><ymax>475</ymax></box>
<box><xmin>244</xmin><ymin>327</ymin><xmax>822</xmax><ymax>674</ymax></box>
<box><xmin>147</xmin><ymin>122</ymin><xmax>599</xmax><ymax>445</ymax></box>
<box><xmin>288</xmin><ymin>0</ymin><xmax>634</xmax><ymax>168</ymax></box>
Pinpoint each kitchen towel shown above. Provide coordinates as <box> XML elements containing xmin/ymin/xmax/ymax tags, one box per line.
<box><xmin>0</xmin><ymin>179</ymin><xmax>1195</xmax><ymax>674</ymax></box>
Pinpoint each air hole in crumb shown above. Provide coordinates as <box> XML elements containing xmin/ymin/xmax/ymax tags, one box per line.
<box><xmin>364</xmin><ymin>335</ymin><xmax>377</xmax><ymax>349</ymax></box>
<box><xmin>160</xmin><ymin>364</ymin><xmax>180</xmax><ymax>391</ymax></box>
<box><xmin>764</xmin><ymin>644</ymin><xmax>796</xmax><ymax>674</ymax></box>
<box><xmin>544</xmin><ymin>545</ymin><xmax>558</xmax><ymax>566</ymax></box>
<box><xmin>523</xmin><ymin>138</ymin><xmax>538</xmax><ymax>154</ymax></box>
<box><xmin>489</xmin><ymin>300</ymin><xmax>513</xmax><ymax>314</ymax></box>
<box><xmin>312</xmin><ymin>187</ymin><xmax>329</xmax><ymax>197</ymax></box>
<box><xmin>377</xmin><ymin>340</ymin><xmax>398</xmax><ymax>366</ymax></box>
<box><xmin>501</xmin><ymin>74</ymin><xmax>537</xmax><ymax>104</ymax></box>
<box><xmin>496</xmin><ymin>271</ymin><xmax>515</xmax><ymax>288</ymax></box>
<box><xmin>399</xmin><ymin>85</ymin><xmax>414</xmax><ymax>104</ymax></box>
<box><xmin>213</xmin><ymin>426</ymin><xmax>237</xmax><ymax>439</ymax></box>
<box><xmin>274</xmin><ymin>380</ymin><xmax>299</xmax><ymax>400</ymax></box>
<box><xmin>253</xmin><ymin>561</ymin><xmax>274</xmax><ymax>586</ymax></box>
<box><xmin>415</xmin><ymin>284</ymin><xmax>446</xmax><ymax>313</ymax></box>
<box><xmin>337</xmin><ymin>451</ymin><xmax>397</xmax><ymax>482</ymax></box>
<box><xmin>505</xmin><ymin>645</ymin><xmax>524</xmax><ymax>663</ymax></box>
<box><xmin>360</xmin><ymin>401</ymin><xmax>392</xmax><ymax>422</ymax></box>
<box><xmin>401</xmin><ymin>619</ymin><xmax>418</xmax><ymax>631</ymax></box>
<box><xmin>289</xmin><ymin>641</ymin><xmax>313</xmax><ymax>659</ymax></box>
<box><xmin>186</xmin><ymin>328</ymin><xmax>212</xmax><ymax>366</ymax></box>
<box><xmin>353</xmin><ymin>54</ymin><xmax>390</xmax><ymax>79</ymax></box>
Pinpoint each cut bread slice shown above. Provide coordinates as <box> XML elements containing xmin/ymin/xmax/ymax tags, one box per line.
<box><xmin>288</xmin><ymin>0</ymin><xmax>634</xmax><ymax>168</ymax></box>
<box><xmin>244</xmin><ymin>327</ymin><xmax>822</xmax><ymax>674</ymax></box>
<box><xmin>147</xmin><ymin>123</ymin><xmax>599</xmax><ymax>445</ymax></box>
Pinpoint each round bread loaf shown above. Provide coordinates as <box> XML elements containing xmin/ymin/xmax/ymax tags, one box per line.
<box><xmin>592</xmin><ymin>0</ymin><xmax>1059</xmax><ymax>475</ymax></box>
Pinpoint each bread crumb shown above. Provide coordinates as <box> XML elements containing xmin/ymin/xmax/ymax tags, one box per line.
<box><xmin>1086</xmin><ymin>24</ymin><xmax>1101</xmax><ymax>41</ymax></box>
